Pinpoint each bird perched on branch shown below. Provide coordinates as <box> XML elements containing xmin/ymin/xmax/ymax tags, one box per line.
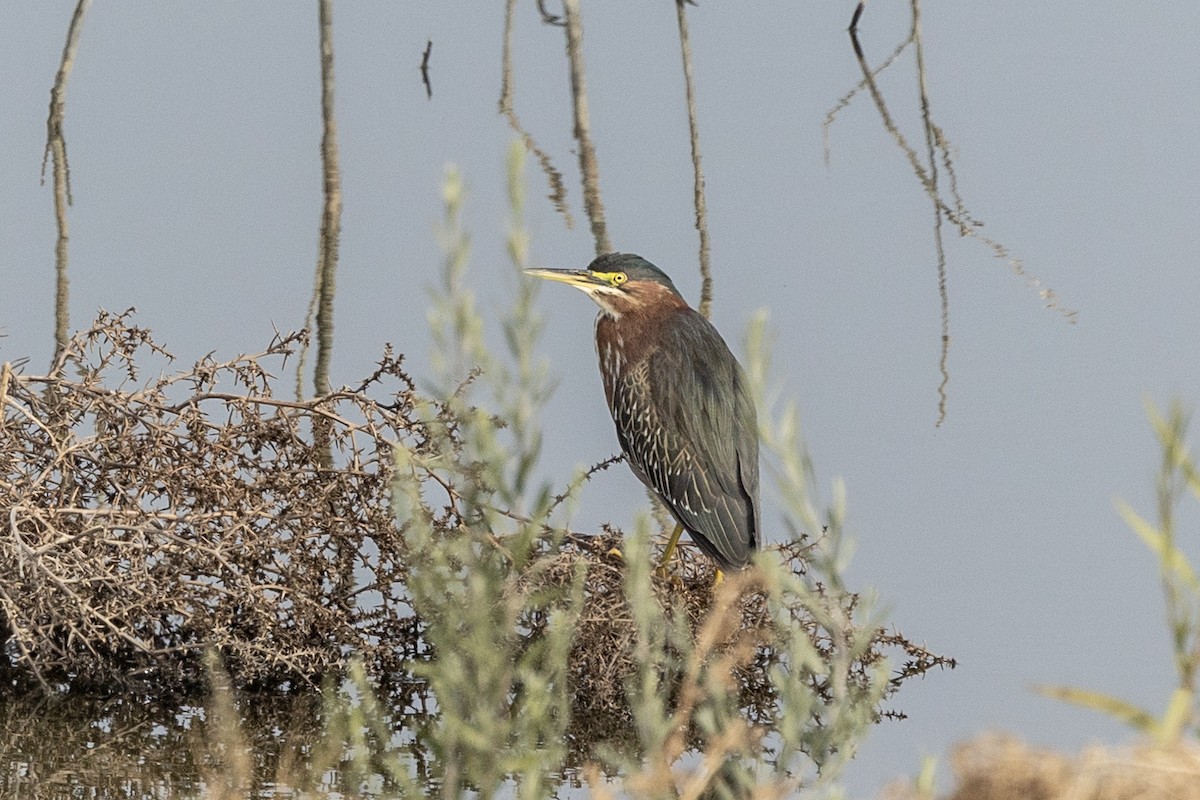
<box><xmin>526</xmin><ymin>253</ymin><xmax>759</xmax><ymax>573</ymax></box>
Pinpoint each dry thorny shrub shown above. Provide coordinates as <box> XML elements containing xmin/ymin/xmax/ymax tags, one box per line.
<box><xmin>0</xmin><ymin>312</ymin><xmax>949</xmax><ymax>748</ymax></box>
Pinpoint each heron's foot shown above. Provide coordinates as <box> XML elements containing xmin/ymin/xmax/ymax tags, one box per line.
<box><xmin>654</xmin><ymin>522</ymin><xmax>685</xmax><ymax>580</ymax></box>
<box><xmin>654</xmin><ymin>562</ymin><xmax>685</xmax><ymax>591</ymax></box>
<box><xmin>605</xmin><ymin>546</ymin><xmax>624</xmax><ymax>560</ymax></box>
<box><xmin>655</xmin><ymin>550</ymin><xmax>691</xmax><ymax>592</ymax></box>
<box><xmin>655</xmin><ymin>547</ymin><xmax>682</xmax><ymax>578</ymax></box>
<box><xmin>713</xmin><ymin>569</ymin><xmax>725</xmax><ymax>587</ymax></box>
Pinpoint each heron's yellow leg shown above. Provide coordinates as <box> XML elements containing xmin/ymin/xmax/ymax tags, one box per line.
<box><xmin>714</xmin><ymin>569</ymin><xmax>725</xmax><ymax>586</ymax></box>
<box><xmin>658</xmin><ymin>523</ymin><xmax>685</xmax><ymax>570</ymax></box>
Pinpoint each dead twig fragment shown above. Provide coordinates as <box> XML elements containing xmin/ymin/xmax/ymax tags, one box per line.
<box><xmin>536</xmin><ymin>0</ymin><xmax>565</xmax><ymax>26</ymax></box>
<box><xmin>420</xmin><ymin>39</ymin><xmax>433</xmax><ymax>100</ymax></box>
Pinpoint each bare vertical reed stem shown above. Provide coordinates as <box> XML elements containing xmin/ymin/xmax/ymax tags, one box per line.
<box><xmin>313</xmin><ymin>0</ymin><xmax>342</xmax><ymax>399</ymax></box>
<box><xmin>562</xmin><ymin>0</ymin><xmax>612</xmax><ymax>256</ymax></box>
<box><xmin>675</xmin><ymin>0</ymin><xmax>713</xmax><ymax>319</ymax></box>
<box><xmin>43</xmin><ymin>0</ymin><xmax>92</xmax><ymax>369</ymax></box>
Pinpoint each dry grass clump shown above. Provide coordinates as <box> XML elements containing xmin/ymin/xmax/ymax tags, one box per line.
<box><xmin>890</xmin><ymin>734</ymin><xmax>1200</xmax><ymax>800</ymax></box>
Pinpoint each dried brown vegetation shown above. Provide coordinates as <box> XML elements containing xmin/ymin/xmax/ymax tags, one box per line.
<box><xmin>885</xmin><ymin>734</ymin><xmax>1200</xmax><ymax>800</ymax></box>
<box><xmin>0</xmin><ymin>313</ymin><xmax>948</xmax><ymax>760</ymax></box>
<box><xmin>547</xmin><ymin>542</ymin><xmax>949</xmax><ymax>751</ymax></box>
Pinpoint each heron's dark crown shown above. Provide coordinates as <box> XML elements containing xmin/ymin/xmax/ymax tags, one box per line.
<box><xmin>588</xmin><ymin>253</ymin><xmax>682</xmax><ymax>297</ymax></box>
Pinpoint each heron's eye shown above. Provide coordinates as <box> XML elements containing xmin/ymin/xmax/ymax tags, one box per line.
<box><xmin>612</xmin><ymin>272</ymin><xmax>627</xmax><ymax>286</ymax></box>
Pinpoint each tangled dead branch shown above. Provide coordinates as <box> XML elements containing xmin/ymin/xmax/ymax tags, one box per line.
<box><xmin>2</xmin><ymin>310</ymin><xmax>418</xmax><ymax>691</ymax></box>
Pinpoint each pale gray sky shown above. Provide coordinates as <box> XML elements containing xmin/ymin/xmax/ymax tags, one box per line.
<box><xmin>4</xmin><ymin>2</ymin><xmax>1200</xmax><ymax>795</ymax></box>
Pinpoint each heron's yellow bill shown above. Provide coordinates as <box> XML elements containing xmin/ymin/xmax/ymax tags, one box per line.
<box><xmin>523</xmin><ymin>268</ymin><xmax>600</xmax><ymax>288</ymax></box>
<box><xmin>525</xmin><ymin>268</ymin><xmax>632</xmax><ymax>291</ymax></box>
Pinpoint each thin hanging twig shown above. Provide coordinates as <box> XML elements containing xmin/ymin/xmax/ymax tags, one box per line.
<box><xmin>848</xmin><ymin>11</ymin><xmax>951</xmax><ymax>424</ymax></box>
<box><xmin>500</xmin><ymin>0</ymin><xmax>573</xmax><ymax>227</ymax></box>
<box><xmin>839</xmin><ymin>2</ymin><xmax>1077</xmax><ymax>325</ymax></box>
<box><xmin>842</xmin><ymin>0</ymin><xmax>1076</xmax><ymax>424</ymax></box>
<box><xmin>561</xmin><ymin>0</ymin><xmax>612</xmax><ymax>256</ymax></box>
<box><xmin>910</xmin><ymin>0</ymin><xmax>951</xmax><ymax>426</ymax></box>
<box><xmin>675</xmin><ymin>0</ymin><xmax>713</xmax><ymax>319</ymax></box>
<box><xmin>42</xmin><ymin>0</ymin><xmax>92</xmax><ymax>369</ymax></box>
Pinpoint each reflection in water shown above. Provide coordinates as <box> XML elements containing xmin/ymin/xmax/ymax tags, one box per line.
<box><xmin>0</xmin><ymin>689</ymin><xmax>327</xmax><ymax>797</ymax></box>
<box><xmin>826</xmin><ymin>0</ymin><xmax>1077</xmax><ymax>426</ymax></box>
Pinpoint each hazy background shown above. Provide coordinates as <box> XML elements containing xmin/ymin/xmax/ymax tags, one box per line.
<box><xmin>4</xmin><ymin>2</ymin><xmax>1199</xmax><ymax>795</ymax></box>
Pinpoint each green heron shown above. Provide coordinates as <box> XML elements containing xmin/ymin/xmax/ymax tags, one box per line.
<box><xmin>526</xmin><ymin>253</ymin><xmax>760</xmax><ymax>572</ymax></box>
